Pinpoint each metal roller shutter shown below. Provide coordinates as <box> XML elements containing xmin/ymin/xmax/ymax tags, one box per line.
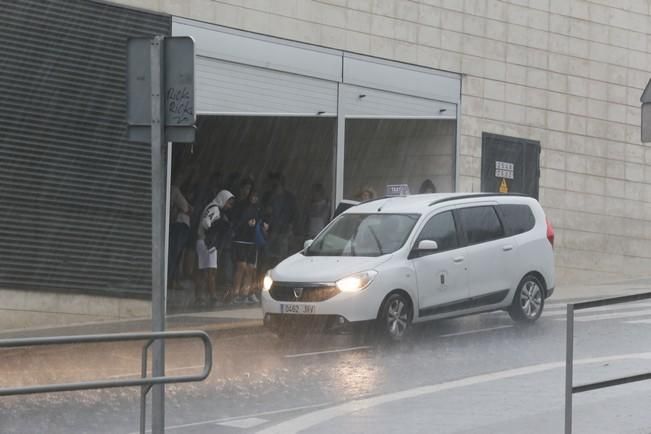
<box><xmin>0</xmin><ymin>0</ymin><xmax>171</xmax><ymax>296</ymax></box>
<box><xmin>196</xmin><ymin>56</ymin><xmax>338</xmax><ymax>116</ymax></box>
<box><xmin>341</xmin><ymin>84</ymin><xmax>457</xmax><ymax>119</ymax></box>
<box><xmin>173</xmin><ymin>18</ymin><xmax>341</xmax><ymax>116</ymax></box>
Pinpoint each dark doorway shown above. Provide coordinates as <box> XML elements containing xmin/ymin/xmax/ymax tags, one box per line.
<box><xmin>481</xmin><ymin>133</ymin><xmax>540</xmax><ymax>198</ymax></box>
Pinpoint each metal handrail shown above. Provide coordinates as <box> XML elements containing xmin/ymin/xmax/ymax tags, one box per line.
<box><xmin>564</xmin><ymin>292</ymin><xmax>651</xmax><ymax>434</ymax></box>
<box><xmin>0</xmin><ymin>331</ymin><xmax>213</xmax><ymax>434</ymax></box>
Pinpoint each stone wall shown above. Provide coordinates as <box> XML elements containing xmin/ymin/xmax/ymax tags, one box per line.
<box><xmin>106</xmin><ymin>0</ymin><xmax>651</xmax><ymax>284</ymax></box>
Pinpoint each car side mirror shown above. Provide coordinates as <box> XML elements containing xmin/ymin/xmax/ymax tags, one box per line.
<box><xmin>304</xmin><ymin>239</ymin><xmax>314</xmax><ymax>250</ymax></box>
<box><xmin>417</xmin><ymin>240</ymin><xmax>438</xmax><ymax>251</ymax></box>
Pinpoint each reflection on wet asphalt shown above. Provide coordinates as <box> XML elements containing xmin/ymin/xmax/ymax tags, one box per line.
<box><xmin>2</xmin><ymin>304</ymin><xmax>651</xmax><ymax>433</ymax></box>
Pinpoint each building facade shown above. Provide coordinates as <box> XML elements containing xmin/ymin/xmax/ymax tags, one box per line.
<box><xmin>2</xmin><ymin>0</ymin><xmax>651</xmax><ymax>329</ymax></box>
<box><xmin>108</xmin><ymin>0</ymin><xmax>651</xmax><ymax>284</ymax></box>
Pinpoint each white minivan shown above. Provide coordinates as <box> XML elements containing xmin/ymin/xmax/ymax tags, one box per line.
<box><xmin>262</xmin><ymin>193</ymin><xmax>555</xmax><ymax>341</ymax></box>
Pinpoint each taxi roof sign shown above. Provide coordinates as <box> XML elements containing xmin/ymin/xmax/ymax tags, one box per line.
<box><xmin>386</xmin><ymin>184</ymin><xmax>410</xmax><ymax>197</ymax></box>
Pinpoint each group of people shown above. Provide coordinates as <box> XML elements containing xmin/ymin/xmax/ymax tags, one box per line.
<box><xmin>168</xmin><ymin>169</ymin><xmax>332</xmax><ymax>307</ymax></box>
<box><xmin>168</xmin><ymin>171</ymin><xmax>436</xmax><ymax>308</ymax></box>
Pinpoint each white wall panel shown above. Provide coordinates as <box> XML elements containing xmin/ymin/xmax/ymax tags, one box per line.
<box><xmin>341</xmin><ymin>84</ymin><xmax>457</xmax><ymax>118</ymax></box>
<box><xmin>343</xmin><ymin>54</ymin><xmax>461</xmax><ymax>104</ymax></box>
<box><xmin>196</xmin><ymin>56</ymin><xmax>338</xmax><ymax>115</ymax></box>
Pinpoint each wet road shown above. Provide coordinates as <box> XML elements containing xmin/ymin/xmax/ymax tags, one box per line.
<box><xmin>2</xmin><ymin>299</ymin><xmax>651</xmax><ymax>433</ymax></box>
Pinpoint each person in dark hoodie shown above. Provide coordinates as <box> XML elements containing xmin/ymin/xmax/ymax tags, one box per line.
<box><xmin>233</xmin><ymin>190</ymin><xmax>268</xmax><ymax>304</ymax></box>
<box><xmin>228</xmin><ymin>188</ymin><xmax>262</xmax><ymax>305</ymax></box>
<box><xmin>264</xmin><ymin>173</ymin><xmax>297</xmax><ymax>267</ymax></box>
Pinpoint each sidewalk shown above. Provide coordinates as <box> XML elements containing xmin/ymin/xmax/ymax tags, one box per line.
<box><xmin>549</xmin><ymin>277</ymin><xmax>651</xmax><ymax>303</ymax></box>
<box><xmin>1</xmin><ymin>278</ymin><xmax>651</xmax><ymax>340</ymax></box>
<box><xmin>0</xmin><ymin>305</ymin><xmax>264</xmax><ymax>340</ymax></box>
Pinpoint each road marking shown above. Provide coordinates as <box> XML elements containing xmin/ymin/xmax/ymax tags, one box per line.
<box><xmin>284</xmin><ymin>346</ymin><xmax>371</xmax><ymax>359</ymax></box>
<box><xmin>555</xmin><ymin>308</ymin><xmax>651</xmax><ymax>322</ymax></box>
<box><xmin>132</xmin><ymin>402</ymin><xmax>335</xmax><ymax>433</ymax></box>
<box><xmin>217</xmin><ymin>417</ymin><xmax>268</xmax><ymax>428</ymax></box>
<box><xmin>438</xmin><ymin>325</ymin><xmax>513</xmax><ymax>338</ymax></box>
<box><xmin>255</xmin><ymin>352</ymin><xmax>651</xmax><ymax>434</ymax></box>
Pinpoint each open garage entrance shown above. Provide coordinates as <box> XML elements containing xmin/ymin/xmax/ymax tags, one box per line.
<box><xmin>168</xmin><ymin>115</ymin><xmax>336</xmax><ymax>310</ymax></box>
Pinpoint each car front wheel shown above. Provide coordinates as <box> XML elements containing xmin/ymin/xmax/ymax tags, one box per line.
<box><xmin>377</xmin><ymin>292</ymin><xmax>412</xmax><ymax>342</ymax></box>
<box><xmin>509</xmin><ymin>275</ymin><xmax>545</xmax><ymax>323</ymax></box>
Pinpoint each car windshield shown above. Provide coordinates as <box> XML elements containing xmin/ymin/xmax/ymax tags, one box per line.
<box><xmin>306</xmin><ymin>213</ymin><xmax>420</xmax><ymax>257</ymax></box>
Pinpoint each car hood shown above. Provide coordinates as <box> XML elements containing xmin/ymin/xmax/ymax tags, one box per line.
<box><xmin>271</xmin><ymin>253</ymin><xmax>392</xmax><ymax>283</ymax></box>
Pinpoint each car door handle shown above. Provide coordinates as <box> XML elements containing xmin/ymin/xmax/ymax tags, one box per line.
<box><xmin>503</xmin><ymin>245</ymin><xmax>513</xmax><ymax>251</ymax></box>
<box><xmin>453</xmin><ymin>256</ymin><xmax>464</xmax><ymax>263</ymax></box>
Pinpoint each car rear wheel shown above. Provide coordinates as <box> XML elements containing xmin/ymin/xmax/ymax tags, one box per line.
<box><xmin>377</xmin><ymin>293</ymin><xmax>412</xmax><ymax>342</ymax></box>
<box><xmin>509</xmin><ymin>275</ymin><xmax>544</xmax><ymax>323</ymax></box>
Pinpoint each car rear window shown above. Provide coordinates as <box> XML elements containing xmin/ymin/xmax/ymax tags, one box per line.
<box><xmin>496</xmin><ymin>204</ymin><xmax>535</xmax><ymax>236</ymax></box>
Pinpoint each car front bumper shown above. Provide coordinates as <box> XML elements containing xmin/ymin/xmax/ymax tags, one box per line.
<box><xmin>261</xmin><ymin>284</ymin><xmax>381</xmax><ymax>323</ymax></box>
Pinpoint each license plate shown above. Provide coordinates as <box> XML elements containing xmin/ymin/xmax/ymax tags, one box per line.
<box><xmin>280</xmin><ymin>303</ymin><xmax>316</xmax><ymax>314</ymax></box>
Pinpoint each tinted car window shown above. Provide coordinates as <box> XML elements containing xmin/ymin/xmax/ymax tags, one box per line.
<box><xmin>456</xmin><ymin>206</ymin><xmax>504</xmax><ymax>245</ymax></box>
<box><xmin>416</xmin><ymin>211</ymin><xmax>458</xmax><ymax>252</ymax></box>
<box><xmin>497</xmin><ymin>204</ymin><xmax>535</xmax><ymax>236</ymax></box>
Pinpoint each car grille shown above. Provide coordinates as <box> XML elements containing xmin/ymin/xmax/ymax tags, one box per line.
<box><xmin>269</xmin><ymin>283</ymin><xmax>339</xmax><ymax>302</ymax></box>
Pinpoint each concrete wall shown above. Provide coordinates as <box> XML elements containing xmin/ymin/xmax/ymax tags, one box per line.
<box><xmin>0</xmin><ymin>289</ymin><xmax>150</xmax><ymax>332</ymax></box>
<box><xmin>344</xmin><ymin>119</ymin><xmax>455</xmax><ymax>198</ymax></box>
<box><xmin>107</xmin><ymin>0</ymin><xmax>651</xmax><ymax>285</ymax></box>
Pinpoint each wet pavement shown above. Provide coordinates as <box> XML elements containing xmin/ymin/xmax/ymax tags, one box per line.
<box><xmin>2</xmin><ymin>294</ymin><xmax>651</xmax><ymax>433</ymax></box>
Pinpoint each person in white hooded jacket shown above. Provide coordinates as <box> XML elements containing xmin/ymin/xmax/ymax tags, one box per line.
<box><xmin>195</xmin><ymin>189</ymin><xmax>235</xmax><ymax>305</ymax></box>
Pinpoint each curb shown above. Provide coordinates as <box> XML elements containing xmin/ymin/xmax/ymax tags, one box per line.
<box><xmin>0</xmin><ymin>313</ymin><xmax>265</xmax><ymax>341</ymax></box>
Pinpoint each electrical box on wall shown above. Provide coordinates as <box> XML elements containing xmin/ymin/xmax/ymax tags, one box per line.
<box><xmin>481</xmin><ymin>133</ymin><xmax>540</xmax><ymax>198</ymax></box>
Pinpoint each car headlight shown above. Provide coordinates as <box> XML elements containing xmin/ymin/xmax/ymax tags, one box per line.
<box><xmin>336</xmin><ymin>271</ymin><xmax>377</xmax><ymax>293</ymax></box>
<box><xmin>263</xmin><ymin>272</ymin><xmax>273</xmax><ymax>291</ymax></box>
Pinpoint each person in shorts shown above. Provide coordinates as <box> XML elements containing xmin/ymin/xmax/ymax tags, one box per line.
<box><xmin>196</xmin><ymin>190</ymin><xmax>234</xmax><ymax>306</ymax></box>
<box><xmin>228</xmin><ymin>189</ymin><xmax>262</xmax><ymax>304</ymax></box>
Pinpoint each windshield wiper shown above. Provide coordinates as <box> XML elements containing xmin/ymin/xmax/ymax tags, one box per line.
<box><xmin>350</xmin><ymin>222</ymin><xmax>361</xmax><ymax>256</ymax></box>
<box><xmin>368</xmin><ymin>226</ymin><xmax>383</xmax><ymax>254</ymax></box>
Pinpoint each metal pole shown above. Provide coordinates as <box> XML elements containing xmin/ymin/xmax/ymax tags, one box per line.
<box><xmin>334</xmin><ymin>83</ymin><xmax>345</xmax><ymax>206</ymax></box>
<box><xmin>140</xmin><ymin>339</ymin><xmax>153</xmax><ymax>434</ymax></box>
<box><xmin>564</xmin><ymin>304</ymin><xmax>574</xmax><ymax>434</ymax></box>
<box><xmin>150</xmin><ymin>35</ymin><xmax>167</xmax><ymax>434</ymax></box>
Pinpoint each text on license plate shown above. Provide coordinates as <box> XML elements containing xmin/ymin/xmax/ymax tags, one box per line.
<box><xmin>281</xmin><ymin>303</ymin><xmax>316</xmax><ymax>314</ymax></box>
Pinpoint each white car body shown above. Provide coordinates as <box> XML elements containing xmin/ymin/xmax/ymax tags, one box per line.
<box><xmin>262</xmin><ymin>193</ymin><xmax>555</xmax><ymax>331</ymax></box>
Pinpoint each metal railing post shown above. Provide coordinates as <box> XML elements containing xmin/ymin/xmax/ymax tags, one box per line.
<box><xmin>0</xmin><ymin>330</ymin><xmax>212</xmax><ymax>434</ymax></box>
<box><xmin>564</xmin><ymin>304</ymin><xmax>574</xmax><ymax>434</ymax></box>
<box><xmin>140</xmin><ymin>339</ymin><xmax>154</xmax><ymax>434</ymax></box>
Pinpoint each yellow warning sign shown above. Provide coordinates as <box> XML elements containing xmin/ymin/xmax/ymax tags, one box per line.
<box><xmin>499</xmin><ymin>178</ymin><xmax>509</xmax><ymax>193</ymax></box>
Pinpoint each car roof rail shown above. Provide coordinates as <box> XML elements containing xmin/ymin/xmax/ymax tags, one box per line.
<box><xmin>428</xmin><ymin>193</ymin><xmax>530</xmax><ymax>206</ymax></box>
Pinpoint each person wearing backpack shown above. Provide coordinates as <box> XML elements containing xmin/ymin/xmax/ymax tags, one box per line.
<box><xmin>195</xmin><ymin>189</ymin><xmax>235</xmax><ymax>306</ymax></box>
